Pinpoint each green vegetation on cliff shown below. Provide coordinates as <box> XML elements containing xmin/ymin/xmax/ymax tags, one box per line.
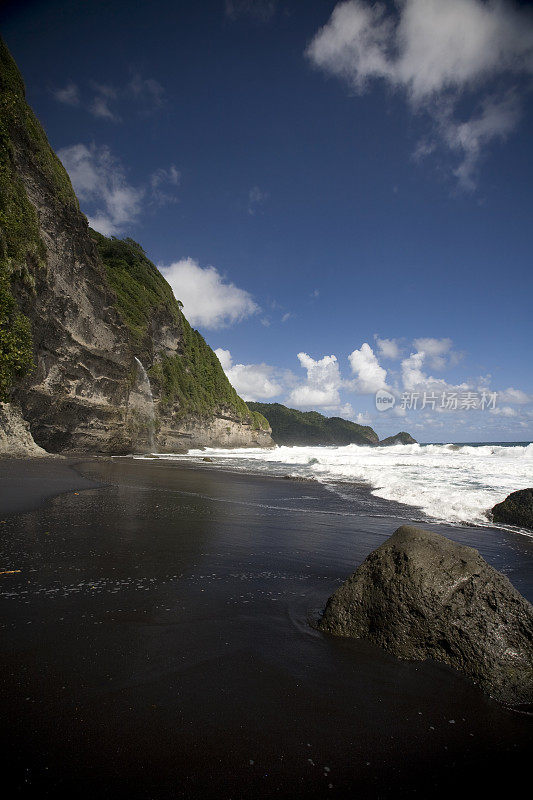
<box><xmin>248</xmin><ymin>402</ymin><xmax>379</xmax><ymax>446</ymax></box>
<box><xmin>0</xmin><ymin>36</ymin><xmax>270</xmax><ymax>449</ymax></box>
<box><xmin>0</xmin><ymin>39</ymin><xmax>77</xmax><ymax>210</ymax></box>
<box><xmin>0</xmin><ymin>37</ymin><xmax>81</xmax><ymax>400</ymax></box>
<box><xmin>149</xmin><ymin>319</ymin><xmax>252</xmax><ymax>419</ymax></box>
<box><xmin>91</xmin><ymin>230</ymin><xmax>180</xmax><ymax>347</ymax></box>
<box><xmin>92</xmin><ymin>231</ymin><xmax>269</xmax><ymax>428</ymax></box>
<box><xmin>0</xmin><ymin>39</ymin><xmax>46</xmax><ymax>399</ymax></box>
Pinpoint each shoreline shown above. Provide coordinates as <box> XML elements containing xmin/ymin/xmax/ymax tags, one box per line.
<box><xmin>1</xmin><ymin>456</ymin><xmax>531</xmax><ymax>798</ymax></box>
<box><xmin>121</xmin><ymin>451</ymin><xmax>533</xmax><ymax>539</ymax></box>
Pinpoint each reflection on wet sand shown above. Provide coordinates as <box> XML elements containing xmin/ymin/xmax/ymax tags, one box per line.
<box><xmin>0</xmin><ymin>457</ymin><xmax>531</xmax><ymax>798</ymax></box>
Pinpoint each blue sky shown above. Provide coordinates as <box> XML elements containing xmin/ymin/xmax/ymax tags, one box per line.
<box><xmin>3</xmin><ymin>0</ymin><xmax>533</xmax><ymax>441</ymax></box>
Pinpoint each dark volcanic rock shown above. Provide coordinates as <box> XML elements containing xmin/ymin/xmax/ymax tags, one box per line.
<box><xmin>379</xmin><ymin>432</ymin><xmax>417</xmax><ymax>446</ymax></box>
<box><xmin>317</xmin><ymin>525</ymin><xmax>533</xmax><ymax>706</ymax></box>
<box><xmin>492</xmin><ymin>489</ymin><xmax>533</xmax><ymax>531</ymax></box>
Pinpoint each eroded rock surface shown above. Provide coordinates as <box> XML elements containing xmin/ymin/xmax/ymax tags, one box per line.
<box><xmin>0</xmin><ymin>402</ymin><xmax>48</xmax><ymax>457</ymax></box>
<box><xmin>318</xmin><ymin>525</ymin><xmax>533</xmax><ymax>706</ymax></box>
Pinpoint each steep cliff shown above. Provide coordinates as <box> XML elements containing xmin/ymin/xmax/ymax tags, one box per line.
<box><xmin>248</xmin><ymin>402</ymin><xmax>379</xmax><ymax>446</ymax></box>
<box><xmin>0</xmin><ymin>39</ymin><xmax>271</xmax><ymax>454</ymax></box>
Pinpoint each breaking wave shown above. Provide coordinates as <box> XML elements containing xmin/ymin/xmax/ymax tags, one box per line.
<box><xmin>139</xmin><ymin>442</ymin><xmax>533</xmax><ymax>530</ymax></box>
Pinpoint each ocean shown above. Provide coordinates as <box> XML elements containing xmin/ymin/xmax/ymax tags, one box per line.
<box><xmin>136</xmin><ymin>441</ymin><xmax>533</xmax><ymax>534</ymax></box>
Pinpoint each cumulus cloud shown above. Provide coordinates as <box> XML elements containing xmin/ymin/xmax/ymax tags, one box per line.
<box><xmin>288</xmin><ymin>352</ymin><xmax>343</xmax><ymax>409</ymax></box>
<box><xmin>401</xmin><ymin>349</ymin><xmax>469</xmax><ymax>393</ymax></box>
<box><xmin>412</xmin><ymin>337</ymin><xmax>452</xmax><ymax>357</ymax></box>
<box><xmin>306</xmin><ymin>0</ymin><xmax>533</xmax><ymax>188</ymax></box>
<box><xmin>374</xmin><ymin>335</ymin><xmax>401</xmax><ymax>359</ymax></box>
<box><xmin>411</xmin><ymin>337</ymin><xmax>461</xmax><ymax>370</ymax></box>
<box><xmin>348</xmin><ymin>342</ymin><xmax>389</xmax><ymax>394</ymax></box>
<box><xmin>161</xmin><ymin>259</ymin><xmax>259</xmax><ymax>329</ymax></box>
<box><xmin>215</xmin><ymin>349</ymin><xmax>283</xmax><ymax>401</ymax></box>
<box><xmin>215</xmin><ymin>348</ymin><xmax>233</xmax><ymax>371</ymax></box>
<box><xmin>52</xmin><ymin>82</ymin><xmax>79</xmax><ymax>106</ymax></box>
<box><xmin>57</xmin><ymin>143</ymin><xmax>144</xmax><ymax>235</ymax></box>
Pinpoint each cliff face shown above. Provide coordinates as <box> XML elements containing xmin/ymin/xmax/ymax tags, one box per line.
<box><xmin>0</xmin><ymin>40</ymin><xmax>272</xmax><ymax>454</ymax></box>
<box><xmin>248</xmin><ymin>402</ymin><xmax>379</xmax><ymax>446</ymax></box>
<box><xmin>0</xmin><ymin>402</ymin><xmax>47</xmax><ymax>457</ymax></box>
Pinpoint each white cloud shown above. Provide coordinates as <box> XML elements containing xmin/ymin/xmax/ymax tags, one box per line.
<box><xmin>248</xmin><ymin>185</ymin><xmax>269</xmax><ymax>215</ymax></box>
<box><xmin>490</xmin><ymin>405</ymin><xmax>518</xmax><ymax>417</ymax></box>
<box><xmin>442</xmin><ymin>91</ymin><xmax>520</xmax><ymax>189</ymax></box>
<box><xmin>52</xmin><ymin>82</ymin><xmax>79</xmax><ymax>106</ymax></box>
<box><xmin>161</xmin><ymin>258</ymin><xmax>259</xmax><ymax>329</ymax></box>
<box><xmin>89</xmin><ymin>83</ymin><xmax>120</xmax><ymax>122</ymax></box>
<box><xmin>374</xmin><ymin>335</ymin><xmax>401</xmax><ymax>359</ymax></box>
<box><xmin>58</xmin><ymin>144</ymin><xmax>180</xmax><ymax>234</ymax></box>
<box><xmin>215</xmin><ymin>349</ymin><xmax>282</xmax><ymax>401</ymax></box>
<box><xmin>150</xmin><ymin>165</ymin><xmax>180</xmax><ymax>205</ymax></box>
<box><xmin>288</xmin><ymin>352</ymin><xmax>343</xmax><ymax>409</ymax></box>
<box><xmin>401</xmin><ymin>349</ymin><xmax>469</xmax><ymax>393</ymax></box>
<box><xmin>348</xmin><ymin>342</ymin><xmax>389</xmax><ymax>394</ymax></box>
<box><xmin>57</xmin><ymin>143</ymin><xmax>144</xmax><ymax>235</ymax></box>
<box><xmin>392</xmin><ymin>405</ymin><xmax>407</xmax><ymax>418</ymax></box>
<box><xmin>306</xmin><ymin>0</ymin><xmax>533</xmax><ymax>188</ymax></box>
<box><xmin>54</xmin><ymin>75</ymin><xmax>165</xmax><ymax>121</ymax></box>
<box><xmin>412</xmin><ymin>336</ymin><xmax>461</xmax><ymax>370</ymax></box>
<box><xmin>214</xmin><ymin>348</ymin><xmax>233</xmax><ymax>371</ymax></box>
<box><xmin>412</xmin><ymin>337</ymin><xmax>452</xmax><ymax>357</ymax></box>
<box><xmin>498</xmin><ymin>387</ymin><xmax>533</xmax><ymax>404</ymax></box>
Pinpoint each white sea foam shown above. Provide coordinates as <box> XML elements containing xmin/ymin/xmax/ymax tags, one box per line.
<box><xmin>144</xmin><ymin>442</ymin><xmax>533</xmax><ymax>529</ymax></box>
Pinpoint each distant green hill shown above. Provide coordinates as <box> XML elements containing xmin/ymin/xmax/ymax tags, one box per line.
<box><xmin>247</xmin><ymin>402</ymin><xmax>379</xmax><ymax>446</ymax></box>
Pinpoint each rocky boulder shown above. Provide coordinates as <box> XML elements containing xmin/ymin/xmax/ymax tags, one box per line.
<box><xmin>491</xmin><ymin>489</ymin><xmax>533</xmax><ymax>531</ymax></box>
<box><xmin>317</xmin><ymin>525</ymin><xmax>533</xmax><ymax>706</ymax></box>
<box><xmin>378</xmin><ymin>432</ymin><xmax>417</xmax><ymax>446</ymax></box>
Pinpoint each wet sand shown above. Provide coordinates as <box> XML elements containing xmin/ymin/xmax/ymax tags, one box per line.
<box><xmin>0</xmin><ymin>457</ymin><xmax>531</xmax><ymax>798</ymax></box>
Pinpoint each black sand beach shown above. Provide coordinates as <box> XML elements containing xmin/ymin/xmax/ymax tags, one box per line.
<box><xmin>1</xmin><ymin>457</ymin><xmax>531</xmax><ymax>798</ymax></box>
